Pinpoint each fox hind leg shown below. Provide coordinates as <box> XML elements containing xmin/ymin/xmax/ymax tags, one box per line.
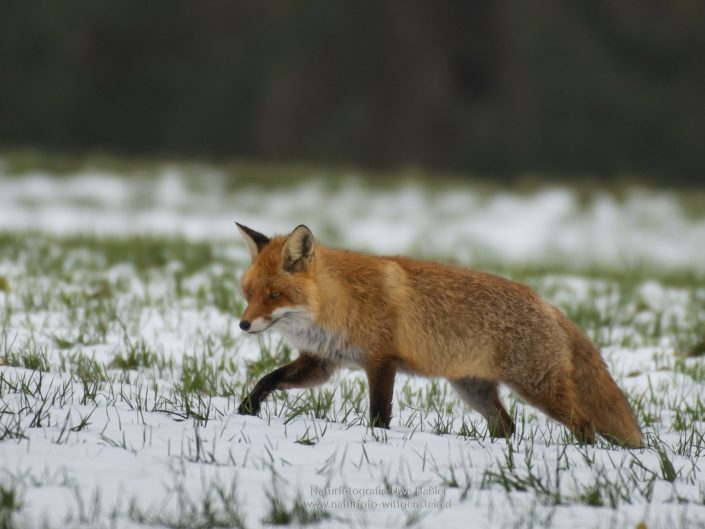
<box><xmin>449</xmin><ymin>378</ymin><xmax>515</xmax><ymax>438</ymax></box>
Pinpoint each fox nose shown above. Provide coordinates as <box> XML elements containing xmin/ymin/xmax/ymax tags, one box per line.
<box><xmin>239</xmin><ymin>320</ymin><xmax>251</xmax><ymax>331</ymax></box>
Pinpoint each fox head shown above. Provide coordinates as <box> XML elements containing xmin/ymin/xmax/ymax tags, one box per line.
<box><xmin>236</xmin><ymin>223</ymin><xmax>317</xmax><ymax>334</ymax></box>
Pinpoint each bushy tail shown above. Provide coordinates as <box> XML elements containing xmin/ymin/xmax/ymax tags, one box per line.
<box><xmin>561</xmin><ymin>315</ymin><xmax>643</xmax><ymax>448</ymax></box>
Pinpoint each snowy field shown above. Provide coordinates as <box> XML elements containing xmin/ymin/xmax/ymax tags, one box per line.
<box><xmin>1</xmin><ymin>161</ymin><xmax>705</xmax><ymax>528</ymax></box>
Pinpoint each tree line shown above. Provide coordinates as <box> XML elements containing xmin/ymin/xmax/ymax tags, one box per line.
<box><xmin>1</xmin><ymin>1</ymin><xmax>703</xmax><ymax>183</ymax></box>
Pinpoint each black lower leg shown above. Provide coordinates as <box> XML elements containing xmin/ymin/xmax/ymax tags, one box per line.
<box><xmin>238</xmin><ymin>354</ymin><xmax>334</xmax><ymax>415</ymax></box>
<box><xmin>238</xmin><ymin>370</ymin><xmax>281</xmax><ymax>415</ymax></box>
<box><xmin>366</xmin><ymin>359</ymin><xmax>397</xmax><ymax>429</ymax></box>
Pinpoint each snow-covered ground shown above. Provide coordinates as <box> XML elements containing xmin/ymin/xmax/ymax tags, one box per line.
<box><xmin>1</xmin><ymin>167</ymin><xmax>705</xmax><ymax>269</ymax></box>
<box><xmin>1</xmin><ymin>164</ymin><xmax>705</xmax><ymax>528</ymax></box>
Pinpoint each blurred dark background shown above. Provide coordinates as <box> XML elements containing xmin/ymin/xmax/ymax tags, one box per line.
<box><xmin>1</xmin><ymin>1</ymin><xmax>704</xmax><ymax>184</ymax></box>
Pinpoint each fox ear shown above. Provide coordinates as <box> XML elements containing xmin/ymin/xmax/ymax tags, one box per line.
<box><xmin>236</xmin><ymin>222</ymin><xmax>270</xmax><ymax>261</ymax></box>
<box><xmin>282</xmin><ymin>225</ymin><xmax>314</xmax><ymax>272</ymax></box>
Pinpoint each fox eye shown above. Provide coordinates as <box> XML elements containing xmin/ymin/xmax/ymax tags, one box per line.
<box><xmin>269</xmin><ymin>291</ymin><xmax>280</xmax><ymax>299</ymax></box>
<box><xmin>246</xmin><ymin>287</ymin><xmax>253</xmax><ymax>298</ymax></box>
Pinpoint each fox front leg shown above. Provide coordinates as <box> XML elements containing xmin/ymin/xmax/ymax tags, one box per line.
<box><xmin>238</xmin><ymin>353</ymin><xmax>336</xmax><ymax>415</ymax></box>
<box><xmin>365</xmin><ymin>358</ymin><xmax>397</xmax><ymax>429</ymax></box>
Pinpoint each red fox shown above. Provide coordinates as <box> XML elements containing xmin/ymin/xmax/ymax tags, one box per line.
<box><xmin>235</xmin><ymin>223</ymin><xmax>642</xmax><ymax>448</ymax></box>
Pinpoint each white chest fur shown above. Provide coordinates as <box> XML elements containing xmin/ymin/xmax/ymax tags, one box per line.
<box><xmin>271</xmin><ymin>307</ymin><xmax>363</xmax><ymax>366</ymax></box>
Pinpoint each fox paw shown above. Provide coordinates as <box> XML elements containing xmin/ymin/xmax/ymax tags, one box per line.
<box><xmin>237</xmin><ymin>400</ymin><xmax>259</xmax><ymax>416</ymax></box>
